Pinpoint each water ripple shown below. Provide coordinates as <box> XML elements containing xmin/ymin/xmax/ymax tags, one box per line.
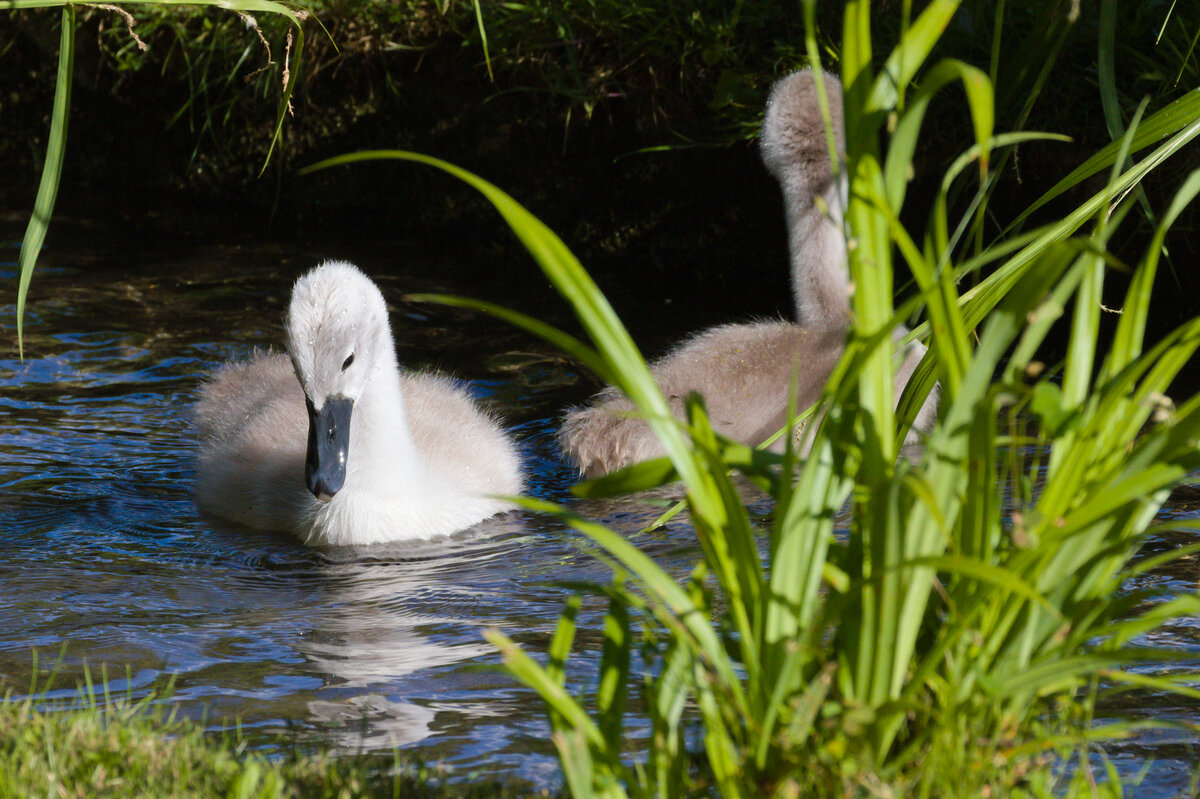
<box><xmin>0</xmin><ymin>232</ymin><xmax>1196</xmax><ymax>795</ymax></box>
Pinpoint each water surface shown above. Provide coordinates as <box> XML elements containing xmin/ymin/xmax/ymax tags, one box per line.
<box><xmin>0</xmin><ymin>217</ymin><xmax>1197</xmax><ymax>794</ymax></box>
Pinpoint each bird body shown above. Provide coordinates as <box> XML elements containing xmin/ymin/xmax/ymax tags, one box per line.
<box><xmin>559</xmin><ymin>69</ymin><xmax>938</xmax><ymax>476</ymax></box>
<box><xmin>195</xmin><ymin>261</ymin><xmax>521</xmax><ymax>545</ymax></box>
<box><xmin>560</xmin><ymin>321</ymin><xmax>843</xmax><ymax>477</ymax></box>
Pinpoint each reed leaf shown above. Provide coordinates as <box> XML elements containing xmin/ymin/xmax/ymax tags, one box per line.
<box><xmin>510</xmin><ymin>498</ymin><xmax>745</xmax><ymax>705</ymax></box>
<box><xmin>596</xmin><ymin>587</ymin><xmax>630</xmax><ymax>755</ymax></box>
<box><xmin>868</xmin><ymin>0</ymin><xmax>963</xmax><ymax>114</ymax></box>
<box><xmin>547</xmin><ymin>596</ymin><xmax>582</xmax><ymax>687</ymax></box>
<box><xmin>569</xmin><ymin>458</ymin><xmax>679</xmax><ymax>499</ymax></box>
<box><xmin>405</xmin><ymin>292</ymin><xmax>614</xmax><ymax>385</ymax></box>
<box><xmin>884</xmin><ymin>58</ymin><xmax>993</xmax><ymax>212</ymax></box>
<box><xmin>1103</xmin><ymin>169</ymin><xmax>1200</xmax><ymax>380</ymax></box>
<box><xmin>484</xmin><ymin>628</ymin><xmax>611</xmax><ymax>757</ymax></box>
<box><xmin>15</xmin><ymin>3</ymin><xmax>73</xmax><ymax>360</ymax></box>
<box><xmin>1007</xmin><ymin>87</ymin><xmax>1200</xmax><ymax>232</ymax></box>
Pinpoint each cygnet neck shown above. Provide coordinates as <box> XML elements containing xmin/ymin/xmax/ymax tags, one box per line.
<box><xmin>345</xmin><ymin>345</ymin><xmax>432</xmax><ymax>499</ymax></box>
<box><xmin>782</xmin><ymin>174</ymin><xmax>851</xmax><ymax>334</ymax></box>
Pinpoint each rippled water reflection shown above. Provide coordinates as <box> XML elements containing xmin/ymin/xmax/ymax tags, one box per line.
<box><xmin>1</xmin><ymin>220</ymin><xmax>1197</xmax><ymax>794</ymax></box>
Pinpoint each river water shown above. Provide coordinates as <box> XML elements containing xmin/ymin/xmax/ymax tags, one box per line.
<box><xmin>0</xmin><ymin>210</ymin><xmax>1197</xmax><ymax>795</ymax></box>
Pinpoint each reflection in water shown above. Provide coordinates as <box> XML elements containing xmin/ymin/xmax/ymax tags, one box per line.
<box><xmin>297</xmin><ymin>530</ymin><xmax>526</xmax><ymax>750</ymax></box>
<box><xmin>306</xmin><ymin>695</ymin><xmax>436</xmax><ymax>750</ymax></box>
<box><xmin>0</xmin><ymin>228</ymin><xmax>1197</xmax><ymax>794</ymax></box>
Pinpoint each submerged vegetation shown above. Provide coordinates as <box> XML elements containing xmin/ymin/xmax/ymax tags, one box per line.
<box><xmin>4</xmin><ymin>0</ymin><xmax>1200</xmax><ymax>797</ymax></box>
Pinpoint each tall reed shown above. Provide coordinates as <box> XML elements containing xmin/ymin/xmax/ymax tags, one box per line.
<box><xmin>306</xmin><ymin>1</ymin><xmax>1200</xmax><ymax>795</ymax></box>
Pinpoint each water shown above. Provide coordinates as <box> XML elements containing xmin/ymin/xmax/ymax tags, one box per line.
<box><xmin>1</xmin><ymin>215</ymin><xmax>1198</xmax><ymax>795</ymax></box>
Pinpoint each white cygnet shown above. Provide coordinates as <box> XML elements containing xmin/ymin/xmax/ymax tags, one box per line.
<box><xmin>194</xmin><ymin>261</ymin><xmax>522</xmax><ymax>545</ymax></box>
<box><xmin>559</xmin><ymin>69</ymin><xmax>938</xmax><ymax>477</ymax></box>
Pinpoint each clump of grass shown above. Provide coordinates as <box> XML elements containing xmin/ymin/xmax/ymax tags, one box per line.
<box><xmin>300</xmin><ymin>1</ymin><xmax>1200</xmax><ymax>796</ymax></box>
<box><xmin>1</xmin><ymin>685</ymin><xmax>277</xmax><ymax>798</ymax></box>
<box><xmin>0</xmin><ymin>664</ymin><xmax>519</xmax><ymax>799</ymax></box>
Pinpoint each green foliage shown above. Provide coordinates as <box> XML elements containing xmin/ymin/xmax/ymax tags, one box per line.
<box><xmin>13</xmin><ymin>3</ymin><xmax>72</xmax><ymax>361</ymax></box>
<box><xmin>0</xmin><ymin>660</ymin><xmax>517</xmax><ymax>799</ymax></box>
<box><xmin>2</xmin><ymin>0</ymin><xmax>305</xmax><ymax>357</ymax></box>
<box><xmin>7</xmin><ymin>0</ymin><xmax>1198</xmax><ymax>357</ymax></box>
<box><xmin>422</xmin><ymin>0</ymin><xmax>813</xmax><ymax>133</ymax></box>
<box><xmin>303</xmin><ymin>3</ymin><xmax>1200</xmax><ymax>796</ymax></box>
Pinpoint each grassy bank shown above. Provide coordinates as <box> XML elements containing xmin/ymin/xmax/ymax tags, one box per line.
<box><xmin>2</xmin><ymin>2</ymin><xmax>1196</xmax><ymax>228</ymax></box>
<box><xmin>3</xmin><ymin>1</ymin><xmax>1195</xmax><ymax>172</ymax></box>
<box><xmin>0</xmin><ymin>678</ymin><xmax>520</xmax><ymax>799</ymax></box>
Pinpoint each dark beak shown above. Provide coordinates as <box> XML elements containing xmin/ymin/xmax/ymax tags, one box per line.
<box><xmin>305</xmin><ymin>395</ymin><xmax>353</xmax><ymax>502</ymax></box>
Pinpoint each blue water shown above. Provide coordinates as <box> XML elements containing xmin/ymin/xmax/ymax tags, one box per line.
<box><xmin>0</xmin><ymin>219</ymin><xmax>1197</xmax><ymax>794</ymax></box>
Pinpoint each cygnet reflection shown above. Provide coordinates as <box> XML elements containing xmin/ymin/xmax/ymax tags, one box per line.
<box><xmin>297</xmin><ymin>515</ymin><xmax>527</xmax><ymax>751</ymax></box>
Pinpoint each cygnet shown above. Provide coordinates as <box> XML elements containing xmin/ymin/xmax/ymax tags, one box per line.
<box><xmin>195</xmin><ymin>261</ymin><xmax>522</xmax><ymax>545</ymax></box>
<box><xmin>559</xmin><ymin>69</ymin><xmax>937</xmax><ymax>477</ymax></box>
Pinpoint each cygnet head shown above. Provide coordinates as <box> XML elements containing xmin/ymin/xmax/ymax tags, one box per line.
<box><xmin>760</xmin><ymin>67</ymin><xmax>844</xmax><ymax>187</ymax></box>
<box><xmin>287</xmin><ymin>260</ymin><xmax>393</xmax><ymax>503</ymax></box>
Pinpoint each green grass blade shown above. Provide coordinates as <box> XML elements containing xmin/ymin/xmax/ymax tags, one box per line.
<box><xmin>546</xmin><ymin>595</ymin><xmax>582</xmax><ymax>687</ymax></box>
<box><xmin>884</xmin><ymin>58</ymin><xmax>993</xmax><ymax>211</ymax></box>
<box><xmin>1008</xmin><ymin>87</ymin><xmax>1200</xmax><ymax>231</ymax></box>
<box><xmin>570</xmin><ymin>457</ymin><xmax>679</xmax><ymax>498</ymax></box>
<box><xmin>639</xmin><ymin>499</ymin><xmax>687</xmax><ymax>532</ymax></box>
<box><xmin>596</xmin><ymin>588</ymin><xmax>631</xmax><ymax>754</ymax></box>
<box><xmin>906</xmin><ymin>555</ymin><xmax>1059</xmax><ymax>616</ymax></box>
<box><xmin>471</xmin><ymin>0</ymin><xmax>494</xmax><ymax>81</ymax></box>
<box><xmin>1105</xmin><ymin>595</ymin><xmax>1200</xmax><ymax>648</ymax></box>
<box><xmin>512</xmin><ymin>497</ymin><xmax>747</xmax><ymax>710</ymax></box>
<box><xmin>405</xmin><ymin>292</ymin><xmax>614</xmax><ymax>384</ymax></box>
<box><xmin>842</xmin><ymin>1</ymin><xmax>873</xmax><ymax>109</ymax></box>
<box><xmin>868</xmin><ymin>0</ymin><xmax>963</xmax><ymax>114</ymax></box>
<box><xmin>16</xmin><ymin>3</ymin><xmax>74</xmax><ymax>360</ymax></box>
<box><xmin>989</xmin><ymin>650</ymin><xmax>1199</xmax><ymax>698</ymax></box>
<box><xmin>645</xmin><ymin>640</ymin><xmax>691</xmax><ymax>793</ymax></box>
<box><xmin>1103</xmin><ymin>168</ymin><xmax>1200</xmax><ymax>379</ymax></box>
<box><xmin>552</xmin><ymin>728</ymin><xmax>605</xmax><ymax>799</ymax></box>
<box><xmin>1101</xmin><ymin>668</ymin><xmax>1200</xmax><ymax>703</ymax></box>
<box><xmin>1098</xmin><ymin>0</ymin><xmax>1159</xmax><ymax>235</ymax></box>
<box><xmin>485</xmin><ymin>628</ymin><xmax>610</xmax><ymax>754</ymax></box>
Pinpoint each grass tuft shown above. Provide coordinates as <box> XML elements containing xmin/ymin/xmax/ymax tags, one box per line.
<box><xmin>0</xmin><ymin>666</ymin><xmax>522</xmax><ymax>799</ymax></box>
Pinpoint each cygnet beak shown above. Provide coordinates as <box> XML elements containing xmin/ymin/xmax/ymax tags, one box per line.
<box><xmin>305</xmin><ymin>395</ymin><xmax>353</xmax><ymax>502</ymax></box>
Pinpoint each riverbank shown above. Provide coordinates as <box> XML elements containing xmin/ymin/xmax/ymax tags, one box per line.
<box><xmin>0</xmin><ymin>681</ymin><xmax>525</xmax><ymax>798</ymax></box>
<box><xmin>4</xmin><ymin>3</ymin><xmax>1196</xmax><ymax>275</ymax></box>
<box><xmin>5</xmin><ymin>3</ymin><xmax>1198</xmax><ymax>364</ymax></box>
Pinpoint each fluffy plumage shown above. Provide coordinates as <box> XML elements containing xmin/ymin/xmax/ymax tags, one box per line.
<box><xmin>559</xmin><ymin>69</ymin><xmax>938</xmax><ymax>477</ymax></box>
<box><xmin>195</xmin><ymin>261</ymin><xmax>521</xmax><ymax>545</ymax></box>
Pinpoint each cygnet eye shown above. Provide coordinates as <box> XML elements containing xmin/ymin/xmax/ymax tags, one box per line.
<box><xmin>341</xmin><ymin>353</ymin><xmax>355</xmax><ymax>372</ymax></box>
